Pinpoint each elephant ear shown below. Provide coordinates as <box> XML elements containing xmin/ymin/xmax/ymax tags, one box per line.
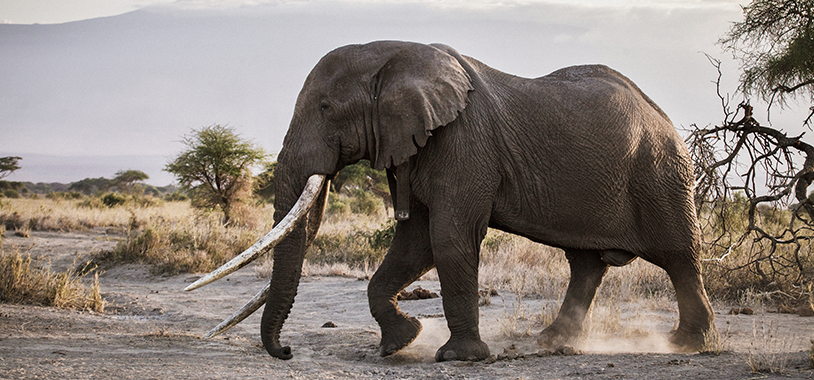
<box><xmin>372</xmin><ymin>44</ymin><xmax>473</xmax><ymax>170</ymax></box>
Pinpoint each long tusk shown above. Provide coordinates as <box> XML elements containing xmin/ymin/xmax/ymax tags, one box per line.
<box><xmin>204</xmin><ymin>283</ymin><xmax>269</xmax><ymax>338</ymax></box>
<box><xmin>184</xmin><ymin>174</ymin><xmax>326</xmax><ymax>292</ymax></box>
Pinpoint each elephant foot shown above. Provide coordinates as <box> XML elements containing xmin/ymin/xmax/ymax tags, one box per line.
<box><xmin>537</xmin><ymin>323</ymin><xmax>580</xmax><ymax>348</ymax></box>
<box><xmin>379</xmin><ymin>314</ymin><xmax>422</xmax><ymax>357</ymax></box>
<box><xmin>434</xmin><ymin>338</ymin><xmax>490</xmax><ymax>362</ymax></box>
<box><xmin>668</xmin><ymin>328</ymin><xmax>707</xmax><ymax>353</ymax></box>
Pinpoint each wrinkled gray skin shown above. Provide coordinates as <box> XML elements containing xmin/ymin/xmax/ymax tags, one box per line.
<box><xmin>264</xmin><ymin>41</ymin><xmax>714</xmax><ymax>362</ymax></box>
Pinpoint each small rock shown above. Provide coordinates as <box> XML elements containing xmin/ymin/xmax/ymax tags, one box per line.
<box><xmin>321</xmin><ymin>321</ymin><xmax>337</xmax><ymax>328</ymax></box>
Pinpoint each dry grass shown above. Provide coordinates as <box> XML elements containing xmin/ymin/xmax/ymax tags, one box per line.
<box><xmin>0</xmin><ymin>246</ymin><xmax>105</xmax><ymax>312</ymax></box>
<box><xmin>91</xmin><ymin>205</ymin><xmax>274</xmax><ymax>275</ymax></box>
<box><xmin>701</xmin><ymin>320</ymin><xmax>732</xmax><ymax>355</ymax></box>
<box><xmin>698</xmin><ymin>202</ymin><xmax>814</xmax><ymax>307</ymax></box>
<box><xmin>745</xmin><ymin>319</ymin><xmax>794</xmax><ymax>374</ymax></box>
<box><xmin>0</xmin><ymin>197</ymin><xmax>187</xmax><ymax>232</ymax></box>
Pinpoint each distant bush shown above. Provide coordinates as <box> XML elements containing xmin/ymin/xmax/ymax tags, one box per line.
<box><xmin>101</xmin><ymin>193</ymin><xmax>127</xmax><ymax>207</ymax></box>
<box><xmin>307</xmin><ymin>220</ymin><xmax>394</xmax><ymax>267</ymax></box>
<box><xmin>348</xmin><ymin>190</ymin><xmax>382</xmax><ymax>216</ymax></box>
<box><xmin>0</xmin><ymin>181</ymin><xmax>26</xmax><ymax>192</ymax></box>
<box><xmin>326</xmin><ymin>195</ymin><xmax>351</xmax><ymax>216</ymax></box>
<box><xmin>2</xmin><ymin>189</ymin><xmax>19</xmax><ymax>199</ymax></box>
<box><xmin>325</xmin><ymin>191</ymin><xmax>384</xmax><ymax>217</ymax></box>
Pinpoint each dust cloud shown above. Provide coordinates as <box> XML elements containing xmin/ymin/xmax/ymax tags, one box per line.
<box><xmin>581</xmin><ymin>332</ymin><xmax>674</xmax><ymax>354</ymax></box>
<box><xmin>389</xmin><ymin>318</ymin><xmax>451</xmax><ymax>363</ymax></box>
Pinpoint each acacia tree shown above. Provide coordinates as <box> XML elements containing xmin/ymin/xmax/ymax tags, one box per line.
<box><xmin>113</xmin><ymin>170</ymin><xmax>149</xmax><ymax>195</ymax></box>
<box><xmin>721</xmin><ymin>0</ymin><xmax>814</xmax><ymax>114</ymax></box>
<box><xmin>0</xmin><ymin>156</ymin><xmax>21</xmax><ymax>180</ymax></box>
<box><xmin>165</xmin><ymin>125</ymin><xmax>267</xmax><ymax>225</ymax></box>
<box><xmin>687</xmin><ymin>0</ymin><xmax>814</xmax><ymax>301</ymax></box>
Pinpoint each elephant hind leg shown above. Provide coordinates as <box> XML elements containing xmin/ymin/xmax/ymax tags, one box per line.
<box><xmin>368</xmin><ymin>198</ymin><xmax>435</xmax><ymax>357</ymax></box>
<box><xmin>658</xmin><ymin>255</ymin><xmax>715</xmax><ymax>352</ymax></box>
<box><xmin>538</xmin><ymin>249</ymin><xmax>608</xmax><ymax>348</ymax></box>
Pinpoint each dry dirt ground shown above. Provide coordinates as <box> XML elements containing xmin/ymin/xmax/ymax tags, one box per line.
<box><xmin>1</xmin><ymin>230</ymin><xmax>813</xmax><ymax>379</ymax></box>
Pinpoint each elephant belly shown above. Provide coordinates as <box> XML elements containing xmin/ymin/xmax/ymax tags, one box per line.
<box><xmin>600</xmin><ymin>249</ymin><xmax>637</xmax><ymax>266</ymax></box>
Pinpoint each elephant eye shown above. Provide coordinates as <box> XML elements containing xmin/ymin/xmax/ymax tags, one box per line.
<box><xmin>320</xmin><ymin>102</ymin><xmax>330</xmax><ymax>112</ymax></box>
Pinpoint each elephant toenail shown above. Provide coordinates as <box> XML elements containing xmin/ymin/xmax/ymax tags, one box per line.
<box><xmin>443</xmin><ymin>350</ymin><xmax>457</xmax><ymax>361</ymax></box>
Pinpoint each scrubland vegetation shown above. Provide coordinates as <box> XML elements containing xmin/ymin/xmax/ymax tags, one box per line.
<box><xmin>2</xmin><ymin>183</ymin><xmax>811</xmax><ymax>313</ymax></box>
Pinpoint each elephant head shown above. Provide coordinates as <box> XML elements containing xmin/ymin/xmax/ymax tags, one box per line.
<box><xmin>184</xmin><ymin>41</ymin><xmax>474</xmax><ymax>359</ymax></box>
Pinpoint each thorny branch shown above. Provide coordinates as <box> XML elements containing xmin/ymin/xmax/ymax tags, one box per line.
<box><xmin>687</xmin><ymin>56</ymin><xmax>814</xmax><ymax>291</ymax></box>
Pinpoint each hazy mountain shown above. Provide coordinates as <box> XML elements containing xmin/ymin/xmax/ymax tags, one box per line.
<box><xmin>0</xmin><ymin>2</ymin><xmax>740</xmax><ymax>184</ymax></box>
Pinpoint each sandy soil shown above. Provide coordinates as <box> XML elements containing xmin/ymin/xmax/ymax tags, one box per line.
<box><xmin>1</xmin><ymin>230</ymin><xmax>813</xmax><ymax>379</ymax></box>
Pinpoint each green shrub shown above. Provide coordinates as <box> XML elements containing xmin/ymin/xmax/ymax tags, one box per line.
<box><xmin>101</xmin><ymin>193</ymin><xmax>127</xmax><ymax>207</ymax></box>
<box><xmin>348</xmin><ymin>190</ymin><xmax>382</xmax><ymax>216</ymax></box>
<box><xmin>306</xmin><ymin>220</ymin><xmax>394</xmax><ymax>267</ymax></box>
<box><xmin>368</xmin><ymin>219</ymin><xmax>396</xmax><ymax>250</ymax></box>
<box><xmin>2</xmin><ymin>189</ymin><xmax>19</xmax><ymax>198</ymax></box>
<box><xmin>326</xmin><ymin>198</ymin><xmax>350</xmax><ymax>216</ymax></box>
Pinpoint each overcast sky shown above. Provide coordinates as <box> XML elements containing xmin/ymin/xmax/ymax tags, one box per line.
<box><xmin>1</xmin><ymin>0</ymin><xmax>744</xmax><ymax>24</ymax></box>
<box><xmin>6</xmin><ymin>0</ymin><xmax>803</xmax><ymax>186</ymax></box>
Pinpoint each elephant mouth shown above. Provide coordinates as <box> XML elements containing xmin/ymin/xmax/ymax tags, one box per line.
<box><xmin>183</xmin><ymin>174</ymin><xmax>326</xmax><ymax>338</ymax></box>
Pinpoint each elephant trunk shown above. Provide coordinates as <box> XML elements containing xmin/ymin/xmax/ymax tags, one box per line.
<box><xmin>260</xmin><ymin>163</ymin><xmax>329</xmax><ymax>360</ymax></box>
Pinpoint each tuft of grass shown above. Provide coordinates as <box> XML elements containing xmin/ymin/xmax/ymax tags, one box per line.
<box><xmin>700</xmin><ymin>322</ymin><xmax>731</xmax><ymax>355</ymax></box>
<box><xmin>0</xmin><ymin>247</ymin><xmax>105</xmax><ymax>312</ymax></box>
<box><xmin>498</xmin><ymin>274</ymin><xmax>533</xmax><ymax>338</ymax></box>
<box><xmin>745</xmin><ymin>319</ymin><xmax>792</xmax><ymax>374</ymax></box>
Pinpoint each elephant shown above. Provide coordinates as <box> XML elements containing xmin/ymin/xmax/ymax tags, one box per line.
<box><xmin>185</xmin><ymin>40</ymin><xmax>715</xmax><ymax>362</ymax></box>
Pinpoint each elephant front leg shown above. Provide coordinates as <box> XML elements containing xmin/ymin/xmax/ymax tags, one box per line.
<box><xmin>431</xmin><ymin>215</ymin><xmax>490</xmax><ymax>362</ymax></box>
<box><xmin>368</xmin><ymin>199</ymin><xmax>435</xmax><ymax>357</ymax></box>
<box><xmin>538</xmin><ymin>249</ymin><xmax>608</xmax><ymax>348</ymax></box>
